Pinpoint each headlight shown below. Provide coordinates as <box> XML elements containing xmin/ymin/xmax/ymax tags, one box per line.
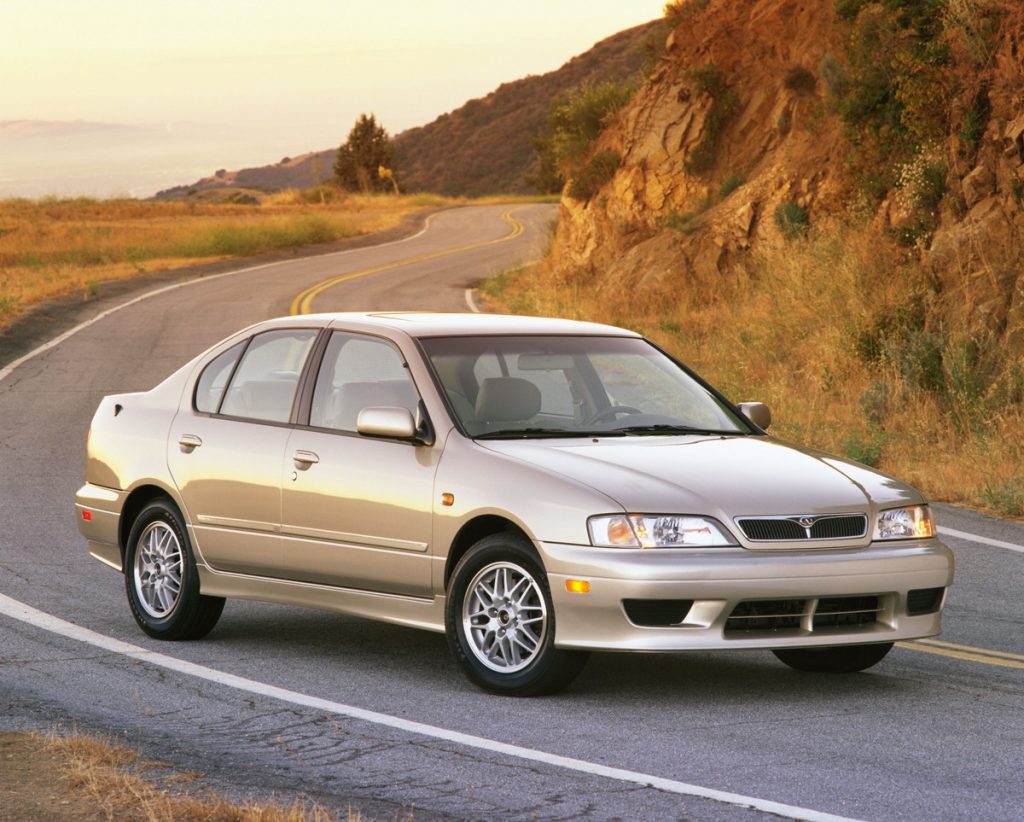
<box><xmin>875</xmin><ymin>505</ymin><xmax>935</xmax><ymax>540</ymax></box>
<box><xmin>588</xmin><ymin>514</ymin><xmax>736</xmax><ymax>548</ymax></box>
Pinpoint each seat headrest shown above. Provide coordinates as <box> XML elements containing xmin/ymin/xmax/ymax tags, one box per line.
<box><xmin>475</xmin><ymin>377</ymin><xmax>541</xmax><ymax>422</ymax></box>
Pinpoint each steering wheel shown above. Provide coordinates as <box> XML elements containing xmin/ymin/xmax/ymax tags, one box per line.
<box><xmin>585</xmin><ymin>405</ymin><xmax>644</xmax><ymax>425</ymax></box>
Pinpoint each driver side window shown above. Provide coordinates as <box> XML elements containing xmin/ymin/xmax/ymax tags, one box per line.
<box><xmin>309</xmin><ymin>332</ymin><xmax>419</xmax><ymax>432</ymax></box>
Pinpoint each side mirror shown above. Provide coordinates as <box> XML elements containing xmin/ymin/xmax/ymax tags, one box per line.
<box><xmin>357</xmin><ymin>406</ymin><xmax>417</xmax><ymax>440</ymax></box>
<box><xmin>738</xmin><ymin>401</ymin><xmax>772</xmax><ymax>430</ymax></box>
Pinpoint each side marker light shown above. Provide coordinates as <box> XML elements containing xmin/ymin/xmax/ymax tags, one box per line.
<box><xmin>565</xmin><ymin>579</ymin><xmax>590</xmax><ymax>594</ymax></box>
<box><xmin>81</xmin><ymin>510</ymin><xmax>93</xmax><ymax>522</ymax></box>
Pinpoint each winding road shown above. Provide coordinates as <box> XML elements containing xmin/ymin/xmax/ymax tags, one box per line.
<box><xmin>1</xmin><ymin>204</ymin><xmax>1022</xmax><ymax>821</ymax></box>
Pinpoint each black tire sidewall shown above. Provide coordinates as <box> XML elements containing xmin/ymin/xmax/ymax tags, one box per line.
<box><xmin>124</xmin><ymin>500</ymin><xmax>202</xmax><ymax>639</ymax></box>
<box><xmin>446</xmin><ymin>535</ymin><xmax>567</xmax><ymax>695</ymax></box>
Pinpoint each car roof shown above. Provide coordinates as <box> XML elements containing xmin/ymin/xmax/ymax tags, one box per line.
<box><xmin>263</xmin><ymin>312</ymin><xmax>640</xmax><ymax>339</ymax></box>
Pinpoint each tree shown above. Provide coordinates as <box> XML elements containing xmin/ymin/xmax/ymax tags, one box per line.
<box><xmin>334</xmin><ymin>113</ymin><xmax>396</xmax><ymax>193</ymax></box>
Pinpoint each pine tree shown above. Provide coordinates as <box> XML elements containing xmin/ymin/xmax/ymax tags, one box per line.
<box><xmin>334</xmin><ymin>114</ymin><xmax>396</xmax><ymax>193</ymax></box>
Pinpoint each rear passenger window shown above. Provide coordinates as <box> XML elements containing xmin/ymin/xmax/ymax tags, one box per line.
<box><xmin>309</xmin><ymin>332</ymin><xmax>418</xmax><ymax>432</ymax></box>
<box><xmin>218</xmin><ymin>330</ymin><xmax>317</xmax><ymax>422</ymax></box>
<box><xmin>194</xmin><ymin>341</ymin><xmax>245</xmax><ymax>414</ymax></box>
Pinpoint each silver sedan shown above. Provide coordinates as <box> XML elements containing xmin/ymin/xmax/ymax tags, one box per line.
<box><xmin>76</xmin><ymin>312</ymin><xmax>953</xmax><ymax>695</ymax></box>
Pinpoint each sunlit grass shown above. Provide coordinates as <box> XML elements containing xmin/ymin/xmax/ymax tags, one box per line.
<box><xmin>486</xmin><ymin>218</ymin><xmax>1024</xmax><ymax>514</ymax></box>
<box><xmin>41</xmin><ymin>730</ymin><xmax>369</xmax><ymax>821</ymax></box>
<box><xmin>0</xmin><ymin>190</ymin><xmax>556</xmax><ymax>329</ymax></box>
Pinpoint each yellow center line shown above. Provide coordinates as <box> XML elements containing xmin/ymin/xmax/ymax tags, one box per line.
<box><xmin>289</xmin><ymin>208</ymin><xmax>525</xmax><ymax>316</ymax></box>
<box><xmin>898</xmin><ymin>638</ymin><xmax>1024</xmax><ymax>670</ymax></box>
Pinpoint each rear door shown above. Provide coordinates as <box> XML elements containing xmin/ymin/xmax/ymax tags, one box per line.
<box><xmin>168</xmin><ymin>328</ymin><xmax>318</xmax><ymax>576</ymax></box>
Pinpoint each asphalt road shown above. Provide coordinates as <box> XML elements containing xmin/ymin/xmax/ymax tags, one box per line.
<box><xmin>1</xmin><ymin>203</ymin><xmax>1022</xmax><ymax>821</ymax></box>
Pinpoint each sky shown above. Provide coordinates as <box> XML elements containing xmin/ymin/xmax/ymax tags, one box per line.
<box><xmin>0</xmin><ymin>0</ymin><xmax>666</xmax><ymax>197</ymax></box>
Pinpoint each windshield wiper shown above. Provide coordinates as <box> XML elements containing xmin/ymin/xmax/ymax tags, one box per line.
<box><xmin>474</xmin><ymin>427</ymin><xmax>626</xmax><ymax>440</ymax></box>
<box><xmin>614</xmin><ymin>424</ymin><xmax>745</xmax><ymax>436</ymax></box>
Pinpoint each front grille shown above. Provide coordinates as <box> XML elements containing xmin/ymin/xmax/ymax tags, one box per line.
<box><xmin>907</xmin><ymin>587</ymin><xmax>944</xmax><ymax>615</ymax></box>
<box><xmin>725</xmin><ymin>599</ymin><xmax>806</xmax><ymax>632</ymax></box>
<box><xmin>725</xmin><ymin>595</ymin><xmax>881</xmax><ymax>635</ymax></box>
<box><xmin>736</xmin><ymin>514</ymin><xmax>868</xmax><ymax>542</ymax></box>
<box><xmin>812</xmin><ymin>596</ymin><xmax>881</xmax><ymax>629</ymax></box>
<box><xmin>623</xmin><ymin>599</ymin><xmax>694</xmax><ymax>627</ymax></box>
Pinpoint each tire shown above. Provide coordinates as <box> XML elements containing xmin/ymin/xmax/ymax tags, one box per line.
<box><xmin>124</xmin><ymin>499</ymin><xmax>225</xmax><ymax>641</ymax></box>
<box><xmin>772</xmin><ymin>641</ymin><xmax>894</xmax><ymax>673</ymax></box>
<box><xmin>445</xmin><ymin>533</ymin><xmax>588</xmax><ymax>696</ymax></box>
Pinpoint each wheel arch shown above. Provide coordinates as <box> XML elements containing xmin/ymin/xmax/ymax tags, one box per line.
<box><xmin>443</xmin><ymin>515</ymin><xmax>537</xmax><ymax>591</ymax></box>
<box><xmin>118</xmin><ymin>483</ymin><xmax>184</xmax><ymax>567</ymax></box>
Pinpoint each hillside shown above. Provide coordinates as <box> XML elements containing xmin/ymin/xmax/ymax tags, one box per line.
<box><xmin>155</xmin><ymin>20</ymin><xmax>661</xmax><ymax>200</ymax></box>
<box><xmin>493</xmin><ymin>0</ymin><xmax>1024</xmax><ymax>512</ymax></box>
<box><xmin>392</xmin><ymin>20</ymin><xmax>661</xmax><ymax>196</ymax></box>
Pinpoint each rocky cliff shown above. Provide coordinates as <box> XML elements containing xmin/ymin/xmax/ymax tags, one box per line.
<box><xmin>549</xmin><ymin>0</ymin><xmax>1024</xmax><ymax>352</ymax></box>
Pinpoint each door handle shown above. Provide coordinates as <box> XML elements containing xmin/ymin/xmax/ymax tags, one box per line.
<box><xmin>178</xmin><ymin>434</ymin><xmax>203</xmax><ymax>452</ymax></box>
<box><xmin>292</xmin><ymin>450</ymin><xmax>319</xmax><ymax>469</ymax></box>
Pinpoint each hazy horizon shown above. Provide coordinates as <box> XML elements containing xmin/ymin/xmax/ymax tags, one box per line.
<box><xmin>1</xmin><ymin>1</ymin><xmax>665</xmax><ymax>198</ymax></box>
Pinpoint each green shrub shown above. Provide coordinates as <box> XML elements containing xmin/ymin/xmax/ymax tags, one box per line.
<box><xmin>979</xmin><ymin>479</ymin><xmax>1024</xmax><ymax>516</ymax></box>
<box><xmin>684</xmin><ymin>65</ymin><xmax>738</xmax><ymax>173</ymax></box>
<box><xmin>548</xmin><ymin>80</ymin><xmax>638</xmax><ymax>169</ymax></box>
<box><xmin>819</xmin><ymin>53</ymin><xmax>848</xmax><ymax>99</ymax></box>
<box><xmin>784</xmin><ymin>66</ymin><xmax>817</xmax><ymax>95</ymax></box>
<box><xmin>661</xmin><ymin>209</ymin><xmax>703</xmax><ymax>234</ymax></box>
<box><xmin>774</xmin><ymin>201</ymin><xmax>809</xmax><ymax>239</ymax></box>
<box><xmin>843</xmin><ymin>427</ymin><xmax>885</xmax><ymax>467</ymax></box>
<box><xmin>719</xmin><ymin>175</ymin><xmax>744</xmax><ymax>198</ymax></box>
<box><xmin>664</xmin><ymin>0</ymin><xmax>709</xmax><ymax>26</ymax></box>
<box><xmin>958</xmin><ymin>87</ymin><xmax>990</xmax><ymax>150</ymax></box>
<box><xmin>175</xmin><ymin>216</ymin><xmax>339</xmax><ymax>257</ymax></box>
<box><xmin>835</xmin><ymin>0</ymin><xmax>870</xmax><ymax>21</ymax></box>
<box><xmin>567</xmin><ymin>150</ymin><xmax>621</xmax><ymax>201</ymax></box>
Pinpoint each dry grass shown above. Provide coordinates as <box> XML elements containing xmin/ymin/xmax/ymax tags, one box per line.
<box><xmin>0</xmin><ymin>192</ymin><xmax>437</xmax><ymax>328</ymax></box>
<box><xmin>43</xmin><ymin>731</ymin><xmax>374</xmax><ymax>822</ymax></box>
<box><xmin>485</xmin><ymin>220</ymin><xmax>1024</xmax><ymax>515</ymax></box>
<box><xmin>0</xmin><ymin>191</ymin><xmax>557</xmax><ymax>328</ymax></box>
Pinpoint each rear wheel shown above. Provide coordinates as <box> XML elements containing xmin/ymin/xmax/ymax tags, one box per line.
<box><xmin>446</xmin><ymin>534</ymin><xmax>588</xmax><ymax>696</ymax></box>
<box><xmin>773</xmin><ymin>642</ymin><xmax>894</xmax><ymax>673</ymax></box>
<box><xmin>124</xmin><ymin>499</ymin><xmax>224</xmax><ymax>640</ymax></box>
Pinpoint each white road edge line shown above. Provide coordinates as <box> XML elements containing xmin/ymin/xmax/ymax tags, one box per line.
<box><xmin>464</xmin><ymin>288</ymin><xmax>481</xmax><ymax>313</ymax></box>
<box><xmin>0</xmin><ymin>211</ymin><xmax>439</xmax><ymax>387</ymax></box>
<box><xmin>937</xmin><ymin>526</ymin><xmax>1024</xmax><ymax>554</ymax></box>
<box><xmin>0</xmin><ymin>592</ymin><xmax>862</xmax><ymax>822</ymax></box>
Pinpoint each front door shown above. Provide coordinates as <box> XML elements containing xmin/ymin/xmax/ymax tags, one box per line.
<box><xmin>280</xmin><ymin>331</ymin><xmax>437</xmax><ymax>597</ymax></box>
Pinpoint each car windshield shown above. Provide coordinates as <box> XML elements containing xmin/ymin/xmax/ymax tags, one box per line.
<box><xmin>419</xmin><ymin>334</ymin><xmax>752</xmax><ymax>439</ymax></box>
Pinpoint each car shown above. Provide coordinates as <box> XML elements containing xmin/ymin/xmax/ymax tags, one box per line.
<box><xmin>76</xmin><ymin>312</ymin><xmax>954</xmax><ymax>695</ymax></box>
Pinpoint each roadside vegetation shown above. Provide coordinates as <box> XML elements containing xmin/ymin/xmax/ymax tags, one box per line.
<box><xmin>2</xmin><ymin>731</ymin><xmax>369</xmax><ymax>821</ymax></box>
<box><xmin>0</xmin><ymin>190</ymin><xmax>545</xmax><ymax>330</ymax></box>
<box><xmin>484</xmin><ymin>0</ymin><xmax>1023</xmax><ymax>516</ymax></box>
<box><xmin>483</xmin><ymin>218</ymin><xmax>1024</xmax><ymax>516</ymax></box>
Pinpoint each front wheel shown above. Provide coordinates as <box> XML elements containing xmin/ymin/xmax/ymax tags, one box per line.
<box><xmin>445</xmin><ymin>534</ymin><xmax>588</xmax><ymax>696</ymax></box>
<box><xmin>773</xmin><ymin>641</ymin><xmax>894</xmax><ymax>673</ymax></box>
<box><xmin>124</xmin><ymin>499</ymin><xmax>225</xmax><ymax>640</ymax></box>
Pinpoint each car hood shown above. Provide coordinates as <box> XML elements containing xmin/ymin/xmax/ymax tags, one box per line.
<box><xmin>479</xmin><ymin>434</ymin><xmax>923</xmax><ymax>518</ymax></box>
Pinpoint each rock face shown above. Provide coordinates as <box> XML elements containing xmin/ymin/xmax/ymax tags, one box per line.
<box><xmin>548</xmin><ymin>0</ymin><xmax>1024</xmax><ymax>352</ymax></box>
<box><xmin>926</xmin><ymin>9</ymin><xmax>1024</xmax><ymax>351</ymax></box>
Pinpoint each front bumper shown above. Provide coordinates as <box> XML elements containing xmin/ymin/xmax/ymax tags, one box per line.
<box><xmin>75</xmin><ymin>482</ymin><xmax>125</xmax><ymax>571</ymax></box>
<box><xmin>542</xmin><ymin>539</ymin><xmax>953</xmax><ymax>651</ymax></box>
